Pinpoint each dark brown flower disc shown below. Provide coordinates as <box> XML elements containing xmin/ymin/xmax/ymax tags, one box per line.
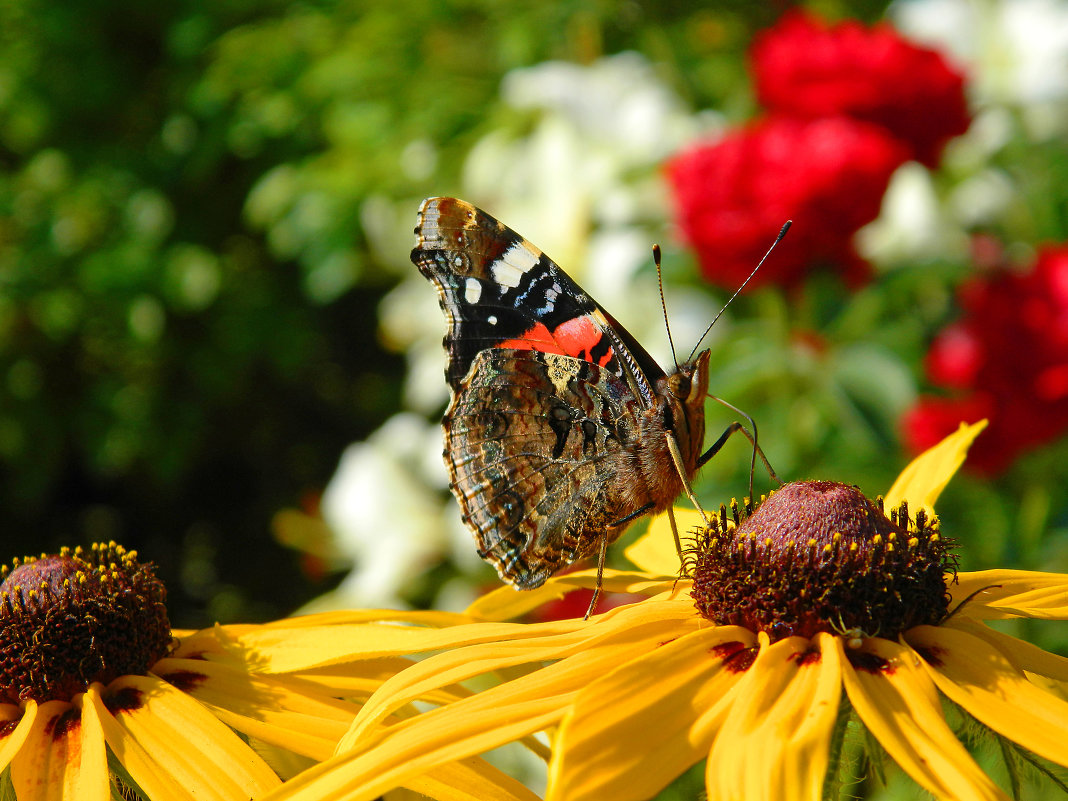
<box><xmin>0</xmin><ymin>542</ymin><xmax>172</xmax><ymax>703</ymax></box>
<box><xmin>689</xmin><ymin>481</ymin><xmax>954</xmax><ymax>642</ymax></box>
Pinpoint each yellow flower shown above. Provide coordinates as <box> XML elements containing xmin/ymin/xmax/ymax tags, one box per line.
<box><xmin>0</xmin><ymin>543</ymin><xmax>538</xmax><ymax>800</ymax></box>
<box><xmin>263</xmin><ymin>421</ymin><xmax>1068</xmax><ymax>801</ymax></box>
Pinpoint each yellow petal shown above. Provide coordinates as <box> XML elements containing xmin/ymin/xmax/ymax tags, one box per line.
<box><xmin>264</xmin><ymin>698</ymin><xmax>563</xmax><ymax>801</ymax></box>
<box><xmin>152</xmin><ymin>657</ymin><xmax>360</xmax><ymax>761</ymax></box>
<box><xmin>884</xmin><ymin>420</ymin><xmax>987</xmax><ymax>514</ymax></box>
<box><xmin>87</xmin><ymin>677</ymin><xmax>280</xmax><ymax>801</ymax></box>
<box><xmin>335</xmin><ymin>633</ymin><xmax>592</xmax><ymax>754</ymax></box>
<box><xmin>840</xmin><ymin>637</ymin><xmax>1007</xmax><ymax>801</ymax></box>
<box><xmin>10</xmin><ymin>698</ymin><xmax>108</xmax><ymax>801</ymax></box>
<box><xmin>177</xmin><ymin>609</ymin><xmax>474</xmax><ymax>660</ymax></box>
<box><xmin>465</xmin><ymin>571</ymin><xmax>676</xmax><ymax>621</ymax></box>
<box><xmin>338</xmin><ymin>598</ymin><xmax>700</xmax><ymax>753</ymax></box>
<box><xmin>907</xmin><ymin>625</ymin><xmax>1068</xmax><ymax>767</ymax></box>
<box><xmin>949</xmin><ymin>569</ymin><xmax>1068</xmax><ymax>619</ymax></box>
<box><xmin>267</xmin><ymin>602</ymin><xmax>703</xmax><ymax>801</ymax></box>
<box><xmin>944</xmin><ymin>618</ymin><xmax>1068</xmax><ymax>681</ymax></box>
<box><xmin>228</xmin><ymin>617</ymin><xmax>587</xmax><ymax>673</ymax></box>
<box><xmin>547</xmin><ymin>625</ymin><xmax>755</xmax><ymax>801</ymax></box>
<box><xmin>404</xmin><ymin>757</ymin><xmax>543</xmax><ymax>801</ymax></box>
<box><xmin>706</xmin><ymin>634</ymin><xmax>842</xmax><ymax>801</ymax></box>
<box><xmin>624</xmin><ymin>508</ymin><xmax>706</xmax><ymax>576</ymax></box>
<box><xmin>0</xmin><ymin>701</ymin><xmax>36</xmax><ymax>773</ymax></box>
<box><xmin>285</xmin><ymin>662</ymin><xmax>471</xmax><ymax>709</ymax></box>
<box><xmin>263</xmin><ymin>609</ymin><xmax>473</xmax><ymax>628</ymax></box>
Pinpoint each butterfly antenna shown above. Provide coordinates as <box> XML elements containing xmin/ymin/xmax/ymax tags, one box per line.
<box><xmin>654</xmin><ymin>244</ymin><xmax>679</xmax><ymax>371</ymax></box>
<box><xmin>687</xmin><ymin>220</ymin><xmax>792</xmax><ymax>362</ymax></box>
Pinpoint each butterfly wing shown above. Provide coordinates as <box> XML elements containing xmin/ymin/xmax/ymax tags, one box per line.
<box><xmin>412</xmin><ymin>197</ymin><xmax>669</xmax><ymax>588</ymax></box>
<box><xmin>444</xmin><ymin>348</ymin><xmax>635</xmax><ymax>588</ymax></box>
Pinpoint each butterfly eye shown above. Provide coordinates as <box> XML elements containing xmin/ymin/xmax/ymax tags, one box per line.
<box><xmin>668</xmin><ymin>373</ymin><xmax>692</xmax><ymax>400</ymax></box>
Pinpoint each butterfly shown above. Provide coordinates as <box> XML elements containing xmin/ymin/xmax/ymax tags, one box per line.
<box><xmin>412</xmin><ymin>197</ymin><xmax>772</xmax><ymax>614</ymax></box>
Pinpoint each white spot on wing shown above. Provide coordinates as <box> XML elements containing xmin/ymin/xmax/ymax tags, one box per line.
<box><xmin>491</xmin><ymin>243</ymin><xmax>540</xmax><ymax>288</ymax></box>
<box><xmin>539</xmin><ymin>282</ymin><xmax>561</xmax><ymax>312</ymax></box>
<box><xmin>464</xmin><ymin>278</ymin><xmax>482</xmax><ymax>304</ymax></box>
<box><xmin>488</xmin><ymin>315</ymin><xmax>498</xmax><ymax>325</ymax></box>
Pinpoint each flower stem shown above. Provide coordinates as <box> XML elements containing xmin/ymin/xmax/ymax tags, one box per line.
<box><xmin>821</xmin><ymin>690</ymin><xmax>852</xmax><ymax>801</ymax></box>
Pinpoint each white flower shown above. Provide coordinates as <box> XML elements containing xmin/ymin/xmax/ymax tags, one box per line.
<box><xmin>892</xmin><ymin>0</ymin><xmax>1068</xmax><ymax>129</ymax></box>
<box><xmin>310</xmin><ymin>413</ymin><xmax>451</xmax><ymax>610</ymax></box>
<box><xmin>500</xmin><ymin>52</ymin><xmax>699</xmax><ymax>163</ymax></box>
<box><xmin>856</xmin><ymin>163</ymin><xmax>970</xmax><ymax>266</ymax></box>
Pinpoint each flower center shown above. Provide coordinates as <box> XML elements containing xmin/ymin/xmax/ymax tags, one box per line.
<box><xmin>0</xmin><ymin>542</ymin><xmax>172</xmax><ymax>703</ymax></box>
<box><xmin>688</xmin><ymin>481</ymin><xmax>953</xmax><ymax>643</ymax></box>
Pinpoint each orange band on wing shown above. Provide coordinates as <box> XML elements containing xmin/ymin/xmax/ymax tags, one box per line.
<box><xmin>497</xmin><ymin>322</ymin><xmax>566</xmax><ymax>355</ymax></box>
<box><xmin>498</xmin><ymin>315</ymin><xmax>615</xmax><ymax>367</ymax></box>
<box><xmin>555</xmin><ymin>316</ymin><xmax>614</xmax><ymax>366</ymax></box>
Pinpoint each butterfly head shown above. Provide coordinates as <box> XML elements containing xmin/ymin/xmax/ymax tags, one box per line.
<box><xmin>656</xmin><ymin>349</ymin><xmax>711</xmax><ymax>472</ymax></box>
<box><xmin>665</xmin><ymin>349</ymin><xmax>711</xmax><ymax>405</ymax></box>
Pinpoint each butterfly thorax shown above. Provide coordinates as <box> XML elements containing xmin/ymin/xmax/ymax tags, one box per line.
<box><xmin>613</xmin><ymin>349</ymin><xmax>711</xmax><ymax>516</ymax></box>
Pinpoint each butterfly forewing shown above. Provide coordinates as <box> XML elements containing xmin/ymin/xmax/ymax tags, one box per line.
<box><xmin>412</xmin><ymin>197</ymin><xmax>665</xmax><ymax>397</ymax></box>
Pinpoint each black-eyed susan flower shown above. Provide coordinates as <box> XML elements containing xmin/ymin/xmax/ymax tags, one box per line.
<box><xmin>261</xmin><ymin>421</ymin><xmax>1068</xmax><ymax>801</ymax></box>
<box><xmin>0</xmin><ymin>542</ymin><xmax>540</xmax><ymax>801</ymax></box>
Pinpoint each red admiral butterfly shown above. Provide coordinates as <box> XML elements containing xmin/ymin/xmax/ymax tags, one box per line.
<box><xmin>413</xmin><ymin>197</ymin><xmax>770</xmax><ymax>613</ymax></box>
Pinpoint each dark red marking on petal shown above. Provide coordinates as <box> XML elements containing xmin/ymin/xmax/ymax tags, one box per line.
<box><xmin>103</xmin><ymin>686</ymin><xmax>144</xmax><ymax>714</ymax></box>
<box><xmin>726</xmin><ymin>646</ymin><xmax>758</xmax><ymax>673</ymax></box>
<box><xmin>46</xmin><ymin>707</ymin><xmax>80</xmax><ymax>741</ymax></box>
<box><xmin>657</xmin><ymin>638</ymin><xmax>679</xmax><ymax>648</ymax></box>
<box><xmin>161</xmin><ymin>670</ymin><xmax>209</xmax><ymax>693</ymax></box>
<box><xmin>791</xmin><ymin>646</ymin><xmax>822</xmax><ymax>667</ymax></box>
<box><xmin>846</xmin><ymin>650</ymin><xmax>893</xmax><ymax>674</ymax></box>
<box><xmin>914</xmin><ymin>645</ymin><xmax>945</xmax><ymax>667</ymax></box>
<box><xmin>710</xmin><ymin>641</ymin><xmax>747</xmax><ymax>660</ymax></box>
<box><xmin>711</xmin><ymin>641</ymin><xmax>757</xmax><ymax>673</ymax></box>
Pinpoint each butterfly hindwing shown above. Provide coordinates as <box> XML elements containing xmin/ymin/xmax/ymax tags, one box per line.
<box><xmin>444</xmin><ymin>348</ymin><xmax>634</xmax><ymax>588</ymax></box>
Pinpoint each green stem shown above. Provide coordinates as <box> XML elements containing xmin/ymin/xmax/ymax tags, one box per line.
<box><xmin>821</xmin><ymin>690</ymin><xmax>852</xmax><ymax>801</ymax></box>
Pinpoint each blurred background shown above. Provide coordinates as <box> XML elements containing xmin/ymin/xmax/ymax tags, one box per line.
<box><xmin>3</xmin><ymin>0</ymin><xmax>1068</xmax><ymax>666</ymax></box>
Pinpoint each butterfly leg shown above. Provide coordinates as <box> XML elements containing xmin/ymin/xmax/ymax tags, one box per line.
<box><xmin>669</xmin><ymin>507</ymin><xmax>688</xmax><ymax>598</ymax></box>
<box><xmin>668</xmin><ymin>506</ymin><xmax>684</xmax><ymax>568</ymax></box>
<box><xmin>582</xmin><ymin>502</ymin><xmax>657</xmax><ymax>620</ymax></box>
<box><xmin>697</xmin><ymin>396</ymin><xmax>780</xmax><ymax>500</ymax></box>
<box><xmin>584</xmin><ymin>527</ymin><xmax>613</xmax><ymax>620</ymax></box>
<box><xmin>665</xmin><ymin>432</ymin><xmax>710</xmax><ymax>524</ymax></box>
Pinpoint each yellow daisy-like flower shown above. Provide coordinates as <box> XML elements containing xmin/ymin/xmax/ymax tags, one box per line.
<box><xmin>0</xmin><ymin>543</ymin><xmax>538</xmax><ymax>801</ymax></box>
<box><xmin>263</xmin><ymin>421</ymin><xmax>1068</xmax><ymax>801</ymax></box>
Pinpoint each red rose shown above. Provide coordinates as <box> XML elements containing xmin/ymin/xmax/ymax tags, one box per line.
<box><xmin>904</xmin><ymin>246</ymin><xmax>1068</xmax><ymax>473</ymax></box>
<box><xmin>668</xmin><ymin>115</ymin><xmax>907</xmax><ymax>290</ymax></box>
<box><xmin>751</xmin><ymin>12</ymin><xmax>971</xmax><ymax>167</ymax></box>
